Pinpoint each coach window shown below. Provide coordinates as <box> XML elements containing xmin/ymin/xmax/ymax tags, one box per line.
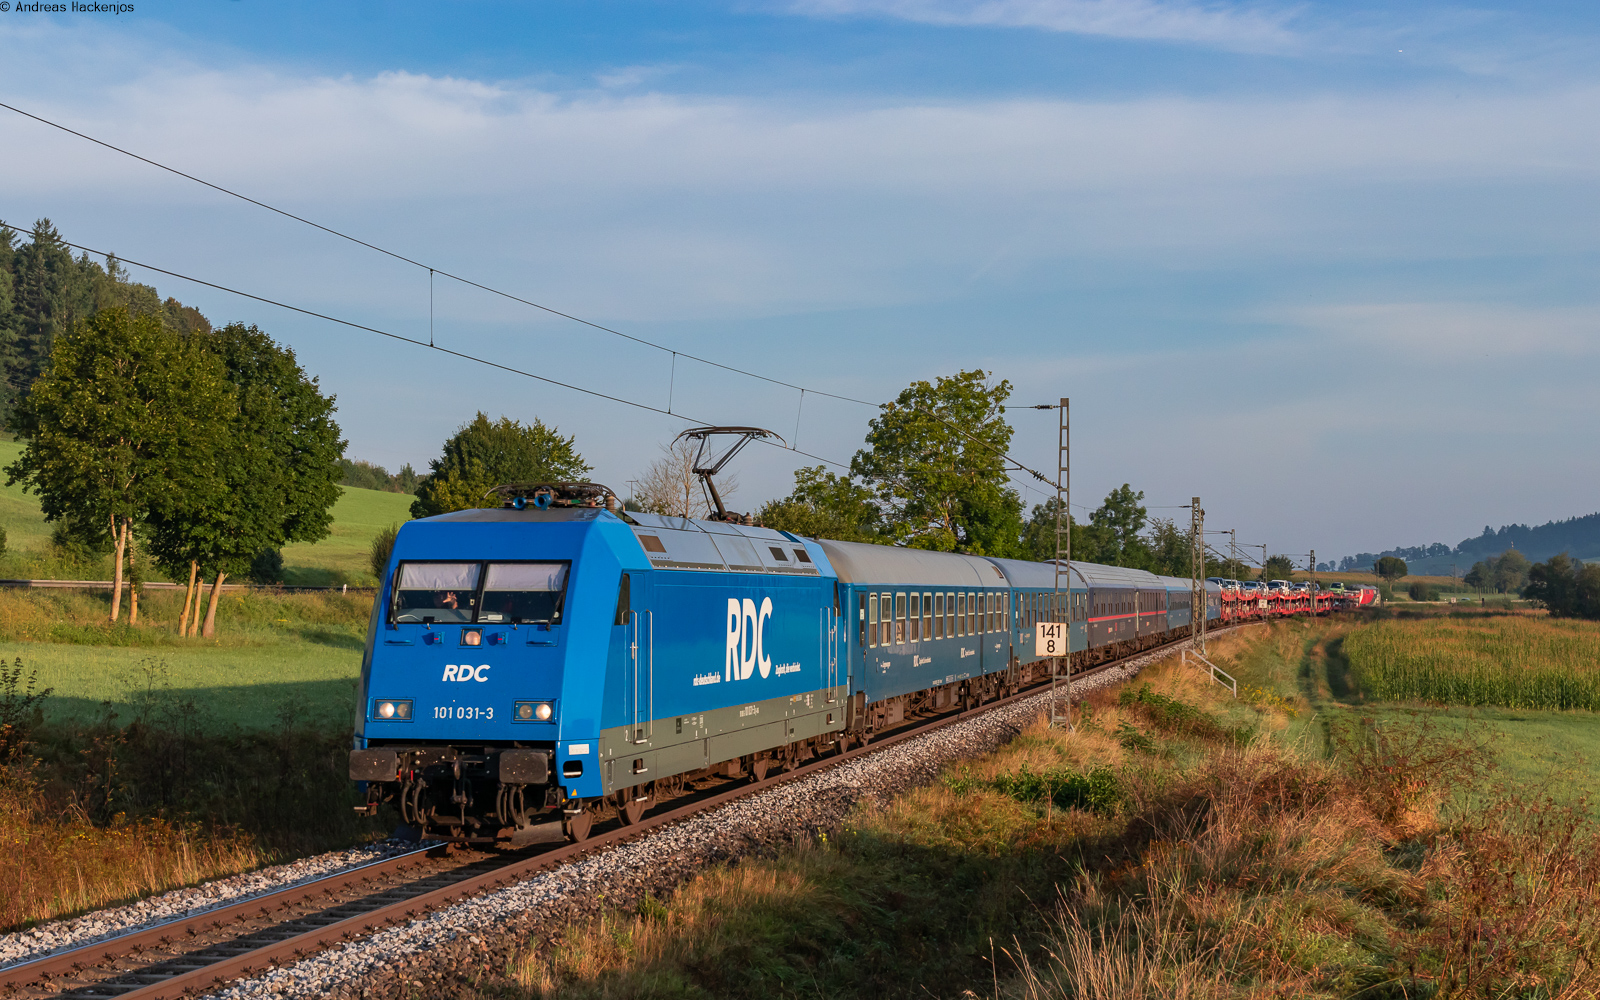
<box><xmin>923</xmin><ymin>593</ymin><xmax>933</xmax><ymax>640</ymax></box>
<box><xmin>933</xmin><ymin>593</ymin><xmax>944</xmax><ymax>639</ymax></box>
<box><xmin>968</xmin><ymin>592</ymin><xmax>977</xmax><ymax>635</ymax></box>
<box><xmin>867</xmin><ymin>594</ymin><xmax>878</xmax><ymax>647</ymax></box>
<box><xmin>881</xmin><ymin>592</ymin><xmax>893</xmax><ymax>646</ymax></box>
<box><xmin>985</xmin><ymin>593</ymin><xmax>994</xmax><ymax>633</ymax></box>
<box><xmin>895</xmin><ymin>593</ymin><xmax>907</xmax><ymax>644</ymax></box>
<box><xmin>907</xmin><ymin>592</ymin><xmax>920</xmax><ymax>642</ymax></box>
<box><xmin>955</xmin><ymin>593</ymin><xmax>965</xmax><ymax>636</ymax></box>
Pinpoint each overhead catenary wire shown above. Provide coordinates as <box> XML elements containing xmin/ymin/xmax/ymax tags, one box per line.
<box><xmin>0</xmin><ymin>100</ymin><xmax>874</xmax><ymax>408</ymax></box>
<box><xmin>0</xmin><ymin>220</ymin><xmax>871</xmax><ymax>482</ymax></box>
<box><xmin>0</xmin><ymin>100</ymin><xmax>1067</xmax><ymax>494</ymax></box>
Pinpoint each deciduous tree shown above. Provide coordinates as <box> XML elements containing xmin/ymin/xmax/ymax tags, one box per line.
<box><xmin>757</xmin><ymin>465</ymin><xmax>883</xmax><ymax>543</ymax></box>
<box><xmin>850</xmin><ymin>370</ymin><xmax>1021</xmax><ymax>555</ymax></box>
<box><xmin>412</xmin><ymin>413</ymin><xmax>590</xmax><ymax>518</ymax></box>
<box><xmin>5</xmin><ymin>308</ymin><xmax>232</xmax><ymax>621</ymax></box>
<box><xmin>634</xmin><ymin>437</ymin><xmax>736</xmax><ymax>519</ymax></box>
<box><xmin>145</xmin><ymin>322</ymin><xmax>343</xmax><ymax>636</ymax></box>
<box><xmin>1087</xmin><ymin>484</ymin><xmax>1151</xmax><ymax>568</ymax></box>
<box><xmin>1375</xmin><ymin>556</ymin><xmax>1408</xmax><ymax>582</ymax></box>
<box><xmin>1264</xmin><ymin>554</ymin><xmax>1298</xmax><ymax>580</ymax></box>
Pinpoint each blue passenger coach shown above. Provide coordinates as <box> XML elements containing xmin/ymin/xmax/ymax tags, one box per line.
<box><xmin>350</xmin><ymin>491</ymin><xmax>1218</xmax><ymax>846</ymax></box>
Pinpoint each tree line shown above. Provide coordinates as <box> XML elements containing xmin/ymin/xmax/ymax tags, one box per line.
<box><xmin>0</xmin><ymin>221</ymin><xmax>209</xmax><ymax>417</ymax></box>
<box><xmin>748</xmin><ymin>370</ymin><xmax>1292</xmax><ymax>579</ymax></box>
<box><xmin>394</xmin><ymin>371</ymin><xmax>1261</xmax><ymax>579</ymax></box>
<box><xmin>1337</xmin><ymin>513</ymin><xmax>1600</xmax><ymax>574</ymax></box>
<box><xmin>3</xmin><ymin>220</ymin><xmax>343</xmax><ymax>635</ymax></box>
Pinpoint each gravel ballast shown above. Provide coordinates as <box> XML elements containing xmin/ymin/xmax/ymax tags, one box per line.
<box><xmin>203</xmin><ymin>647</ymin><xmax>1182</xmax><ymax>1000</ymax></box>
<box><xmin>0</xmin><ymin>841</ymin><xmax>429</xmax><ymax>970</ymax></box>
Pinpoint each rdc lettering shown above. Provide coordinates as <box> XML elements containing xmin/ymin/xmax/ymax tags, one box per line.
<box><xmin>724</xmin><ymin>597</ymin><xmax>772</xmax><ymax>681</ymax></box>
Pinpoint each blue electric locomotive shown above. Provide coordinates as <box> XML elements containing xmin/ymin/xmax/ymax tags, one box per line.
<box><xmin>350</xmin><ymin>485</ymin><xmax>1219</xmax><ymax>845</ymax></box>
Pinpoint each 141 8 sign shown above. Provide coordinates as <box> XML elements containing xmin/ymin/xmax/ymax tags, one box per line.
<box><xmin>1035</xmin><ymin>622</ymin><xmax>1066</xmax><ymax>657</ymax></box>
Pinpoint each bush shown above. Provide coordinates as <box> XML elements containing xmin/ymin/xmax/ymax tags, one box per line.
<box><xmin>945</xmin><ymin>763</ymin><xmax>1121</xmax><ymax>816</ymax></box>
<box><xmin>1408</xmin><ymin>581</ymin><xmax>1437</xmax><ymax>602</ymax></box>
<box><xmin>370</xmin><ymin>523</ymin><xmax>400</xmax><ymax>581</ymax></box>
<box><xmin>248</xmin><ymin>548</ymin><xmax>284</xmax><ymax>585</ymax></box>
<box><xmin>0</xmin><ymin>523</ymin><xmax>7</xmax><ymax>558</ymax></box>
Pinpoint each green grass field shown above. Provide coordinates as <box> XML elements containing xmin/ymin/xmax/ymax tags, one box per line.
<box><xmin>1218</xmin><ymin>614</ymin><xmax>1600</xmax><ymax>811</ymax></box>
<box><xmin>0</xmin><ymin>443</ymin><xmax>409</xmax><ymax>730</ymax></box>
<box><xmin>0</xmin><ymin>439</ymin><xmax>412</xmax><ymax>586</ymax></box>
<box><xmin>0</xmin><ymin>587</ymin><xmax>372</xmax><ymax>731</ymax></box>
<box><xmin>281</xmin><ymin>486</ymin><xmax>413</xmax><ymax>586</ymax></box>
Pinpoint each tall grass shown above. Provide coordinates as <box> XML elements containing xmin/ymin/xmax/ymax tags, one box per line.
<box><xmin>0</xmin><ymin>802</ymin><xmax>265</xmax><ymax>929</ymax></box>
<box><xmin>1345</xmin><ymin>615</ymin><xmax>1600</xmax><ymax>709</ymax></box>
<box><xmin>485</xmin><ymin>640</ymin><xmax>1600</xmax><ymax>1000</ymax></box>
<box><xmin>0</xmin><ymin>660</ymin><xmax>386</xmax><ymax>929</ymax></box>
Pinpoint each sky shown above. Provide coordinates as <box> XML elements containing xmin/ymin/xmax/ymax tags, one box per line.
<box><xmin>2</xmin><ymin>0</ymin><xmax>1598</xmax><ymax>563</ymax></box>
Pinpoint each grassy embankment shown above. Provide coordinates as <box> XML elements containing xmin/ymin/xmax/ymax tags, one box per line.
<box><xmin>0</xmin><ymin>589</ymin><xmax>385</xmax><ymax>930</ymax></box>
<box><xmin>454</xmin><ymin>618</ymin><xmax>1600</xmax><ymax>999</ymax></box>
<box><xmin>0</xmin><ymin>438</ymin><xmax>411</xmax><ymax>587</ymax></box>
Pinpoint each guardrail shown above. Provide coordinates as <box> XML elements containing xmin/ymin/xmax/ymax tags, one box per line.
<box><xmin>1182</xmin><ymin>648</ymin><xmax>1238</xmax><ymax>698</ymax></box>
<box><xmin>0</xmin><ymin>579</ymin><xmax>377</xmax><ymax>594</ymax></box>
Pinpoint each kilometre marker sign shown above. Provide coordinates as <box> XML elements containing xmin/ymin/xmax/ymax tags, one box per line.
<box><xmin>1035</xmin><ymin>622</ymin><xmax>1066</xmax><ymax>657</ymax></box>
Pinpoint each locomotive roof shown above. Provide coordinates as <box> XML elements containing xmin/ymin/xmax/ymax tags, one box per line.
<box><xmin>627</xmin><ymin>512</ymin><xmax>823</xmax><ymax>576</ymax></box>
<box><xmin>813</xmin><ymin>538</ymin><xmax>1004</xmax><ymax>587</ymax></box>
<box><xmin>422</xmin><ymin>507</ymin><xmax>611</xmax><ymax>523</ymax></box>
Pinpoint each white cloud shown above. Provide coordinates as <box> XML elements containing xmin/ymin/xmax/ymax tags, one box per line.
<box><xmin>788</xmin><ymin>0</ymin><xmax>1300</xmax><ymax>52</ymax></box>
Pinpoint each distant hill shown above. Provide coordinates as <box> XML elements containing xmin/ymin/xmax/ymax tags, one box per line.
<box><xmin>1337</xmin><ymin>513</ymin><xmax>1600</xmax><ymax>576</ymax></box>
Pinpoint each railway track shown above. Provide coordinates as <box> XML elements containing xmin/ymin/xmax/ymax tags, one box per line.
<box><xmin>0</xmin><ymin>627</ymin><xmax>1247</xmax><ymax>1000</ymax></box>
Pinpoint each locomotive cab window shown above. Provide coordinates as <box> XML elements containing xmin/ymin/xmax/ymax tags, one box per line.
<box><xmin>392</xmin><ymin>562</ymin><xmax>480</xmax><ymax>624</ymax></box>
<box><xmin>480</xmin><ymin>562</ymin><xmax>569</xmax><ymax>624</ymax></box>
<box><xmin>390</xmin><ymin>561</ymin><xmax>570</xmax><ymax>626</ymax></box>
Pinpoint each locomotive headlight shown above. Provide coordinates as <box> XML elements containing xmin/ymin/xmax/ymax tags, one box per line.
<box><xmin>373</xmin><ymin>699</ymin><xmax>412</xmax><ymax>721</ymax></box>
<box><xmin>514</xmin><ymin>701</ymin><xmax>554</xmax><ymax>722</ymax></box>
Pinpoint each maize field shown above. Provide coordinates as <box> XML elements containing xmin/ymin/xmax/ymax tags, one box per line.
<box><xmin>1345</xmin><ymin>614</ymin><xmax>1600</xmax><ymax>710</ymax></box>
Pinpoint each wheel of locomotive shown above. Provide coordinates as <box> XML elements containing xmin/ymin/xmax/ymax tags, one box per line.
<box><xmin>565</xmin><ymin>800</ymin><xmax>597</xmax><ymax>843</ymax></box>
<box><xmin>618</xmin><ymin>783</ymin><xmax>655</xmax><ymax>826</ymax></box>
<box><xmin>751</xmin><ymin>757</ymin><xmax>773</xmax><ymax>783</ymax></box>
